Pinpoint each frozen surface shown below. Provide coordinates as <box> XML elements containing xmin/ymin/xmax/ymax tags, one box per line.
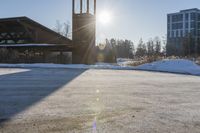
<box><xmin>0</xmin><ymin>68</ymin><xmax>200</xmax><ymax>133</ymax></box>
<box><xmin>0</xmin><ymin>63</ymin><xmax>134</xmax><ymax>70</ymax></box>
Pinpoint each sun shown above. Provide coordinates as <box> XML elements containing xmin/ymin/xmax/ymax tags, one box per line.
<box><xmin>98</xmin><ymin>10</ymin><xmax>112</xmax><ymax>25</ymax></box>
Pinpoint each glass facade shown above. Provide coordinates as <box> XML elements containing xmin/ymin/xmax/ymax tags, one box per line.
<box><xmin>167</xmin><ymin>9</ymin><xmax>200</xmax><ymax>55</ymax></box>
<box><xmin>172</xmin><ymin>14</ymin><xmax>183</xmax><ymax>22</ymax></box>
<box><xmin>168</xmin><ymin>9</ymin><xmax>200</xmax><ymax>38</ymax></box>
<box><xmin>185</xmin><ymin>22</ymin><xmax>188</xmax><ymax>28</ymax></box>
<box><xmin>185</xmin><ymin>13</ymin><xmax>189</xmax><ymax>20</ymax></box>
<box><xmin>191</xmin><ymin>13</ymin><xmax>196</xmax><ymax>20</ymax></box>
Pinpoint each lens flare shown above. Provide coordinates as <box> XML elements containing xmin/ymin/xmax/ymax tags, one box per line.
<box><xmin>98</xmin><ymin>10</ymin><xmax>112</xmax><ymax>25</ymax></box>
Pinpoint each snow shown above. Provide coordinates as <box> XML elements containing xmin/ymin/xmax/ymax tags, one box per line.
<box><xmin>135</xmin><ymin>59</ymin><xmax>200</xmax><ymax>76</ymax></box>
<box><xmin>0</xmin><ymin>63</ymin><xmax>134</xmax><ymax>70</ymax></box>
<box><xmin>0</xmin><ymin>44</ymin><xmax>58</xmax><ymax>47</ymax></box>
<box><xmin>0</xmin><ymin>59</ymin><xmax>199</xmax><ymax>76</ymax></box>
<box><xmin>117</xmin><ymin>58</ymin><xmax>134</xmax><ymax>66</ymax></box>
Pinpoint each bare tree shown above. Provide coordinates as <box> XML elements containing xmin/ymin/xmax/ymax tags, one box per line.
<box><xmin>54</xmin><ymin>20</ymin><xmax>71</xmax><ymax>38</ymax></box>
<box><xmin>146</xmin><ymin>39</ymin><xmax>154</xmax><ymax>56</ymax></box>
<box><xmin>154</xmin><ymin>37</ymin><xmax>161</xmax><ymax>55</ymax></box>
<box><xmin>54</xmin><ymin>20</ymin><xmax>63</xmax><ymax>35</ymax></box>
<box><xmin>136</xmin><ymin>38</ymin><xmax>147</xmax><ymax>57</ymax></box>
<box><xmin>162</xmin><ymin>35</ymin><xmax>167</xmax><ymax>56</ymax></box>
<box><xmin>63</xmin><ymin>21</ymin><xmax>71</xmax><ymax>38</ymax></box>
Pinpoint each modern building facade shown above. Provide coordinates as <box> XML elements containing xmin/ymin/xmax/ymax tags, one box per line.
<box><xmin>167</xmin><ymin>8</ymin><xmax>200</xmax><ymax>56</ymax></box>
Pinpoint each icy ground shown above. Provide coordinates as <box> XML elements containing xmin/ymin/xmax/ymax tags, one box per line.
<box><xmin>0</xmin><ymin>59</ymin><xmax>199</xmax><ymax>76</ymax></box>
<box><xmin>1</xmin><ymin>68</ymin><xmax>200</xmax><ymax>133</ymax></box>
<box><xmin>0</xmin><ymin>63</ymin><xmax>134</xmax><ymax>70</ymax></box>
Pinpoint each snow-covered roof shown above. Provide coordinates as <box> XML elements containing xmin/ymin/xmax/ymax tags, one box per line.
<box><xmin>0</xmin><ymin>44</ymin><xmax>63</xmax><ymax>47</ymax></box>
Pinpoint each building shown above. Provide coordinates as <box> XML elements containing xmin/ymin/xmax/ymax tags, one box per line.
<box><xmin>0</xmin><ymin>0</ymin><xmax>97</xmax><ymax>64</ymax></box>
<box><xmin>167</xmin><ymin>8</ymin><xmax>200</xmax><ymax>56</ymax></box>
<box><xmin>0</xmin><ymin>17</ymin><xmax>73</xmax><ymax>64</ymax></box>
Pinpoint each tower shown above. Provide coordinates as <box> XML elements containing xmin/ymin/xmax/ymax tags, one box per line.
<box><xmin>72</xmin><ymin>0</ymin><xmax>96</xmax><ymax>64</ymax></box>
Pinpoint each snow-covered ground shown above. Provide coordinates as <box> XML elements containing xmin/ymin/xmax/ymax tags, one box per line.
<box><xmin>135</xmin><ymin>59</ymin><xmax>200</xmax><ymax>76</ymax></box>
<box><xmin>0</xmin><ymin>59</ymin><xmax>199</xmax><ymax>76</ymax></box>
<box><xmin>0</xmin><ymin>63</ymin><xmax>134</xmax><ymax>70</ymax></box>
<box><xmin>117</xmin><ymin>58</ymin><xmax>135</xmax><ymax>66</ymax></box>
<box><xmin>1</xmin><ymin>68</ymin><xmax>200</xmax><ymax>133</ymax></box>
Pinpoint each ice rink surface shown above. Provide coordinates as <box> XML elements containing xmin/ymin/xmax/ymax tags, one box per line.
<box><xmin>0</xmin><ymin>68</ymin><xmax>200</xmax><ymax>133</ymax></box>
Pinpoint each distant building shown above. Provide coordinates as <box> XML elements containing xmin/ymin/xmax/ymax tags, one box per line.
<box><xmin>0</xmin><ymin>0</ymin><xmax>97</xmax><ymax>64</ymax></box>
<box><xmin>0</xmin><ymin>17</ymin><xmax>72</xmax><ymax>64</ymax></box>
<box><xmin>167</xmin><ymin>8</ymin><xmax>200</xmax><ymax>56</ymax></box>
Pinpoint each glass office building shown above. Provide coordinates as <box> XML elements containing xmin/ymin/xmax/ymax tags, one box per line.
<box><xmin>167</xmin><ymin>8</ymin><xmax>200</xmax><ymax>55</ymax></box>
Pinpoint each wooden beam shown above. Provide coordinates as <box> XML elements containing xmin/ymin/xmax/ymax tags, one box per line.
<box><xmin>0</xmin><ymin>33</ymin><xmax>5</xmax><ymax>38</ymax></box>
<box><xmin>17</xmin><ymin>21</ymin><xmax>37</xmax><ymax>41</ymax></box>
<box><xmin>94</xmin><ymin>0</ymin><xmax>96</xmax><ymax>15</ymax></box>
<box><xmin>80</xmin><ymin>0</ymin><xmax>82</xmax><ymax>14</ymax></box>
<box><xmin>72</xmin><ymin>0</ymin><xmax>75</xmax><ymax>14</ymax></box>
<box><xmin>87</xmin><ymin>0</ymin><xmax>89</xmax><ymax>14</ymax></box>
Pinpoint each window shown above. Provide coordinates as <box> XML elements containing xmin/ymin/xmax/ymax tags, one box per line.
<box><xmin>172</xmin><ymin>23</ymin><xmax>183</xmax><ymax>30</ymax></box>
<box><xmin>185</xmin><ymin>22</ymin><xmax>188</xmax><ymax>29</ymax></box>
<box><xmin>172</xmin><ymin>23</ymin><xmax>176</xmax><ymax>30</ymax></box>
<box><xmin>191</xmin><ymin>29</ymin><xmax>195</xmax><ymax>36</ymax></box>
<box><xmin>168</xmin><ymin>24</ymin><xmax>170</xmax><ymax>31</ymax></box>
<box><xmin>185</xmin><ymin>13</ymin><xmax>189</xmax><ymax>21</ymax></box>
<box><xmin>191</xmin><ymin>22</ymin><xmax>196</xmax><ymax>28</ymax></box>
<box><xmin>180</xmin><ymin>30</ymin><xmax>183</xmax><ymax>37</ymax></box>
<box><xmin>198</xmin><ymin>14</ymin><xmax>200</xmax><ymax>21</ymax></box>
<box><xmin>191</xmin><ymin>13</ymin><xmax>196</xmax><ymax>20</ymax></box>
<box><xmin>185</xmin><ymin>30</ymin><xmax>188</xmax><ymax>35</ymax></box>
<box><xmin>168</xmin><ymin>16</ymin><xmax>170</xmax><ymax>23</ymax></box>
<box><xmin>172</xmin><ymin>31</ymin><xmax>175</xmax><ymax>37</ymax></box>
<box><xmin>172</xmin><ymin>15</ymin><xmax>179</xmax><ymax>22</ymax></box>
<box><xmin>197</xmin><ymin>30</ymin><xmax>200</xmax><ymax>36</ymax></box>
<box><xmin>168</xmin><ymin>32</ymin><xmax>170</xmax><ymax>38</ymax></box>
<box><xmin>179</xmin><ymin>14</ymin><xmax>183</xmax><ymax>21</ymax></box>
<box><xmin>172</xmin><ymin>15</ymin><xmax>176</xmax><ymax>22</ymax></box>
<box><xmin>176</xmin><ymin>30</ymin><xmax>179</xmax><ymax>37</ymax></box>
<box><xmin>178</xmin><ymin>23</ymin><xmax>183</xmax><ymax>29</ymax></box>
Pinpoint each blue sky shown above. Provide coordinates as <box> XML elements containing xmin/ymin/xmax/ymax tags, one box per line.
<box><xmin>0</xmin><ymin>0</ymin><xmax>200</xmax><ymax>44</ymax></box>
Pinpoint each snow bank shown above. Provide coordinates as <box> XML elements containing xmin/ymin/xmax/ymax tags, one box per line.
<box><xmin>135</xmin><ymin>59</ymin><xmax>200</xmax><ymax>76</ymax></box>
<box><xmin>0</xmin><ymin>63</ymin><xmax>134</xmax><ymax>70</ymax></box>
<box><xmin>0</xmin><ymin>59</ymin><xmax>199</xmax><ymax>76</ymax></box>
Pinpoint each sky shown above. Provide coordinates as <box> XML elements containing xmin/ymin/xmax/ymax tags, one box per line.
<box><xmin>0</xmin><ymin>0</ymin><xmax>200</xmax><ymax>45</ymax></box>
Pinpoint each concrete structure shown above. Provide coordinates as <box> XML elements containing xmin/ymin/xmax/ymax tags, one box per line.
<box><xmin>167</xmin><ymin>8</ymin><xmax>200</xmax><ymax>55</ymax></box>
<box><xmin>72</xmin><ymin>0</ymin><xmax>96</xmax><ymax>64</ymax></box>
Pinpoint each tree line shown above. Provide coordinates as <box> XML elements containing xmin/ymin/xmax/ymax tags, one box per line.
<box><xmin>53</xmin><ymin>20</ymin><xmax>200</xmax><ymax>60</ymax></box>
<box><xmin>96</xmin><ymin>37</ymin><xmax>166</xmax><ymax>62</ymax></box>
<box><xmin>53</xmin><ymin>21</ymin><xmax>167</xmax><ymax>62</ymax></box>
